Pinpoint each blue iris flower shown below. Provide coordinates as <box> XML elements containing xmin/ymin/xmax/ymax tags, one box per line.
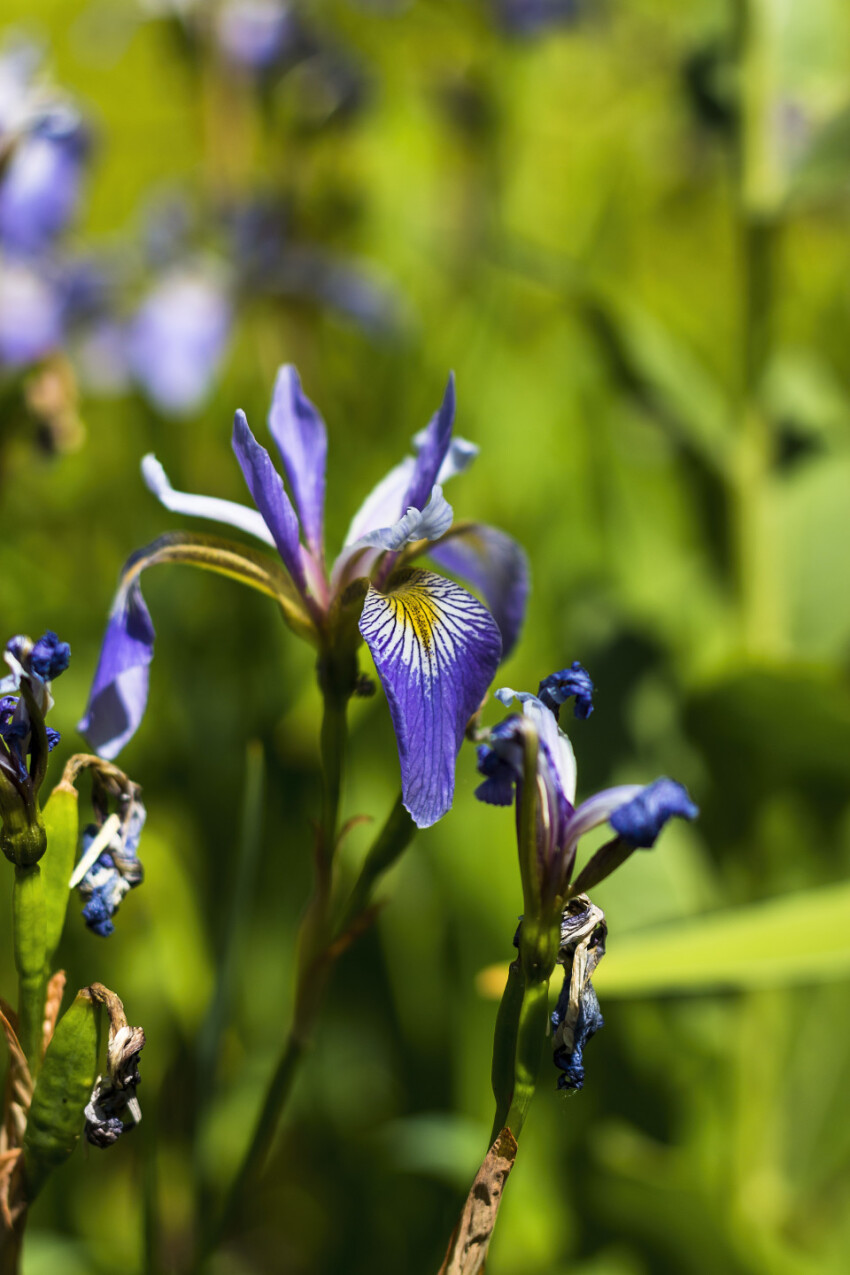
<box><xmin>80</xmin><ymin>367</ymin><xmax>529</xmax><ymax>828</ymax></box>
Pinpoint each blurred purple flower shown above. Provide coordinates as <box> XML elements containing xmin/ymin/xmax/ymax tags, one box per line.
<box><xmin>126</xmin><ymin>266</ymin><xmax>232</xmax><ymax>415</ymax></box>
<box><xmin>0</xmin><ymin>107</ymin><xmax>89</xmax><ymax>257</ymax></box>
<box><xmin>0</xmin><ymin>258</ymin><xmax>64</xmax><ymax>367</ymax></box>
<box><xmin>215</xmin><ymin>0</ymin><xmax>297</xmax><ymax>70</ymax></box>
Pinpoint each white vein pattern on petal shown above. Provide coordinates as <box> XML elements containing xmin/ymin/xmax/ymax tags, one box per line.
<box><xmin>360</xmin><ymin>570</ymin><xmax>501</xmax><ymax>825</ymax></box>
<box><xmin>356</xmin><ymin>484</ymin><xmax>453</xmax><ymax>552</ymax></box>
<box><xmin>141</xmin><ymin>454</ymin><xmax>275</xmax><ymax>547</ymax></box>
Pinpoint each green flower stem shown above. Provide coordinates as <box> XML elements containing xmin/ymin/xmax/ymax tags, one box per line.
<box><xmin>13</xmin><ymin>864</ymin><xmax>47</xmax><ymax>1075</ymax></box>
<box><xmin>488</xmin><ymin>726</ymin><xmax>560</xmax><ymax>1145</ymax></box>
<box><xmin>334</xmin><ymin>795</ymin><xmax>415</xmax><ymax>936</ymax></box>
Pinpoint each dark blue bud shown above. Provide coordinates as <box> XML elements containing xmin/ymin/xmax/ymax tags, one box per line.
<box><xmin>30</xmin><ymin>631</ymin><xmax>71</xmax><ymax>681</ymax></box>
<box><xmin>538</xmin><ymin>662</ymin><xmax>594</xmax><ymax>720</ymax></box>
<box><xmin>46</xmin><ymin>727</ymin><xmax>61</xmax><ymax>752</ymax></box>
<box><xmin>610</xmin><ymin>777</ymin><xmax>699</xmax><ymax>849</ymax></box>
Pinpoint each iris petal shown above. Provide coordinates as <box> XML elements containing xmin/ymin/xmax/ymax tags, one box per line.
<box><xmin>78</xmin><ymin>581</ymin><xmax>155</xmax><ymax>761</ymax></box>
<box><xmin>357</xmin><ymin>484</ymin><xmax>453</xmax><ymax>551</ymax></box>
<box><xmin>232</xmin><ymin>409</ymin><xmax>307</xmax><ymax>594</ymax></box>
<box><xmin>142</xmin><ymin>454</ymin><xmax>275</xmax><ymax>548</ymax></box>
<box><xmin>401</xmin><ymin>373</ymin><xmax>455</xmax><ymax>513</ymax></box>
<box><xmin>267</xmin><ymin>365</ymin><xmax>328</xmax><ymax>560</ymax></box>
<box><xmin>359</xmin><ymin>568</ymin><xmax>502</xmax><ymax>828</ymax></box>
<box><xmin>428</xmin><ymin>523</ymin><xmax>529</xmax><ymax>657</ymax></box>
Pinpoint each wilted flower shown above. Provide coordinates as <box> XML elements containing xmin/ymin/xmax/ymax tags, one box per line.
<box><xmin>84</xmin><ymin>984</ymin><xmax>145</xmax><ymax>1146</ymax></box>
<box><xmin>0</xmin><ymin>631</ymin><xmax>70</xmax><ymax>864</ymax></box>
<box><xmin>81</xmin><ymin>367</ymin><xmax>528</xmax><ymax>826</ymax></box>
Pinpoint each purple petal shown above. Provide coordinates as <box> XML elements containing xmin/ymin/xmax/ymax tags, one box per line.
<box><xmin>401</xmin><ymin>374</ymin><xmax>456</xmax><ymax>514</ymax></box>
<box><xmin>562</xmin><ymin>786</ymin><xmax>644</xmax><ymax>860</ymax></box>
<box><xmin>267</xmin><ymin>365</ymin><xmax>327</xmax><ymax>560</ymax></box>
<box><xmin>232</xmin><ymin>409</ymin><xmax>306</xmax><ymax>594</ymax></box>
<box><xmin>359</xmin><ymin>568</ymin><xmax>502</xmax><ymax>828</ymax></box>
<box><xmin>428</xmin><ymin>524</ymin><xmax>529</xmax><ymax>657</ymax></box>
<box><xmin>78</xmin><ymin>581</ymin><xmax>155</xmax><ymax>760</ymax></box>
<box><xmin>610</xmin><ymin>778</ymin><xmax>699</xmax><ymax>847</ymax></box>
<box><xmin>357</xmin><ymin>484</ymin><xmax>454</xmax><ymax>551</ymax></box>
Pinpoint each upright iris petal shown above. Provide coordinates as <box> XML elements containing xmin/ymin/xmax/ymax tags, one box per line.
<box><xmin>78</xmin><ymin>581</ymin><xmax>155</xmax><ymax>761</ymax></box>
<box><xmin>267</xmin><ymin>365</ymin><xmax>327</xmax><ymax>560</ymax></box>
<box><xmin>360</xmin><ymin>568</ymin><xmax>502</xmax><ymax>828</ymax></box>
<box><xmin>429</xmin><ymin>524</ymin><xmax>529</xmax><ymax>657</ymax></box>
<box><xmin>400</xmin><ymin>374</ymin><xmax>456</xmax><ymax>514</ymax></box>
<box><xmin>232</xmin><ymin>410</ymin><xmax>307</xmax><ymax>595</ymax></box>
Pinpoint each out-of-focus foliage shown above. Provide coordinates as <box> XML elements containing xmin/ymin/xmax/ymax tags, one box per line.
<box><xmin>1</xmin><ymin>0</ymin><xmax>850</xmax><ymax>1272</ymax></box>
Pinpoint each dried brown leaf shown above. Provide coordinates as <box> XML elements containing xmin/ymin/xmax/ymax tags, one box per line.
<box><xmin>438</xmin><ymin>1128</ymin><xmax>518</xmax><ymax>1275</ymax></box>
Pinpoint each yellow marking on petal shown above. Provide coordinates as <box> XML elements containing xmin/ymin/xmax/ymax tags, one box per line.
<box><xmin>386</xmin><ymin>572</ymin><xmax>442</xmax><ymax>654</ymax></box>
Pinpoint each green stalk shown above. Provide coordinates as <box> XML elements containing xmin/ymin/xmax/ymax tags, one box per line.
<box><xmin>13</xmin><ymin>864</ymin><xmax>47</xmax><ymax>1075</ymax></box>
<box><xmin>334</xmin><ymin>795</ymin><xmax>415</xmax><ymax>936</ymax></box>
<box><xmin>488</xmin><ymin>728</ymin><xmax>560</xmax><ymax>1144</ymax></box>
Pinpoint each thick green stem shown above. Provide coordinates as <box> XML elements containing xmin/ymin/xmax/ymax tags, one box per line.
<box><xmin>13</xmin><ymin>864</ymin><xmax>46</xmax><ymax>1075</ymax></box>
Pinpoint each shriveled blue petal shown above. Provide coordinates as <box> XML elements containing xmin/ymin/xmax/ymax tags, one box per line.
<box><xmin>29</xmin><ymin>631</ymin><xmax>70</xmax><ymax>681</ymax></box>
<box><xmin>610</xmin><ymin>778</ymin><xmax>699</xmax><ymax>848</ymax></box>
<box><xmin>538</xmin><ymin>662</ymin><xmax>594</xmax><ymax>720</ymax></box>
<box><xmin>232</xmin><ymin>409</ymin><xmax>307</xmax><ymax>594</ymax></box>
<box><xmin>359</xmin><ymin>568</ymin><xmax>502</xmax><ymax>828</ymax></box>
<box><xmin>401</xmin><ymin>374</ymin><xmax>456</xmax><ymax>513</ymax></box>
<box><xmin>552</xmin><ymin>977</ymin><xmax>604</xmax><ymax>1092</ymax></box>
<box><xmin>428</xmin><ymin>524</ymin><xmax>529</xmax><ymax>657</ymax></box>
<box><xmin>142</xmin><ymin>454</ymin><xmax>275</xmax><ymax>548</ymax></box>
<box><xmin>357</xmin><ymin>484</ymin><xmax>453</xmax><ymax>552</ymax></box>
<box><xmin>78</xmin><ymin>581</ymin><xmax>155</xmax><ymax>760</ymax></box>
<box><xmin>267</xmin><ymin>365</ymin><xmax>327</xmax><ymax>559</ymax></box>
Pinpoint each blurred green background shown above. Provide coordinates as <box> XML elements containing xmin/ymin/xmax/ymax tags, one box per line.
<box><xmin>2</xmin><ymin>0</ymin><xmax>850</xmax><ymax>1272</ymax></box>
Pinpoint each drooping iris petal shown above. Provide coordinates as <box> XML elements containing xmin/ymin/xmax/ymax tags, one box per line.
<box><xmin>610</xmin><ymin>778</ymin><xmax>699</xmax><ymax>848</ymax></box>
<box><xmin>231</xmin><ymin>410</ymin><xmax>307</xmax><ymax>594</ymax></box>
<box><xmin>142</xmin><ymin>454</ymin><xmax>275</xmax><ymax>548</ymax></box>
<box><xmin>562</xmin><ymin>785</ymin><xmax>644</xmax><ymax>860</ymax></box>
<box><xmin>359</xmin><ymin>568</ymin><xmax>502</xmax><ymax>828</ymax></box>
<box><xmin>267</xmin><ymin>365</ymin><xmax>327</xmax><ymax>559</ymax></box>
<box><xmin>428</xmin><ymin>523</ymin><xmax>529</xmax><ymax>657</ymax></box>
<box><xmin>78</xmin><ymin>581</ymin><xmax>155</xmax><ymax>761</ymax></box>
<box><xmin>401</xmin><ymin>373</ymin><xmax>456</xmax><ymax>514</ymax></box>
<box><xmin>357</xmin><ymin>484</ymin><xmax>453</xmax><ymax>551</ymax></box>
